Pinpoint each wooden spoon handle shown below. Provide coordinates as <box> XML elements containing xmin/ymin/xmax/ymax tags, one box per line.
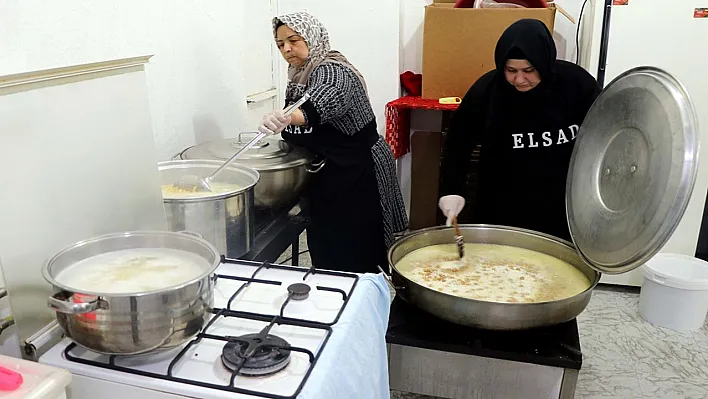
<box><xmin>452</xmin><ymin>216</ymin><xmax>461</xmax><ymax>236</ymax></box>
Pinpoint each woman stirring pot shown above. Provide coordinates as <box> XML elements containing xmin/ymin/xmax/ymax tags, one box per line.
<box><xmin>258</xmin><ymin>12</ymin><xmax>408</xmax><ymax>273</ymax></box>
<box><xmin>438</xmin><ymin>19</ymin><xmax>601</xmax><ymax>241</ymax></box>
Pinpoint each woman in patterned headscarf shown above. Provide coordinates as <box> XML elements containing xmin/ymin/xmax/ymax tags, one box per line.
<box><xmin>258</xmin><ymin>12</ymin><xmax>408</xmax><ymax>274</ymax></box>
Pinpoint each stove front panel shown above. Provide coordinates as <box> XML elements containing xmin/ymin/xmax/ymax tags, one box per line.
<box><xmin>388</xmin><ymin>344</ymin><xmax>571</xmax><ymax>399</ymax></box>
<box><xmin>66</xmin><ymin>374</ymin><xmax>192</xmax><ymax>399</ymax></box>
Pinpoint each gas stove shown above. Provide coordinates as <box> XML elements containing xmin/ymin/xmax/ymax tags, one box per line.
<box><xmin>37</xmin><ymin>259</ymin><xmax>392</xmax><ymax>399</ymax></box>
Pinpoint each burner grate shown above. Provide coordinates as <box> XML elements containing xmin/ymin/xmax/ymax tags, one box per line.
<box><xmin>63</xmin><ymin>259</ymin><xmax>360</xmax><ymax>399</ymax></box>
<box><xmin>221</xmin><ymin>333</ymin><xmax>292</xmax><ymax>376</ymax></box>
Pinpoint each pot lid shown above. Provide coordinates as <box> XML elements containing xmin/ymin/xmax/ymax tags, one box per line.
<box><xmin>180</xmin><ymin>133</ymin><xmax>314</xmax><ymax>171</ymax></box>
<box><xmin>566</xmin><ymin>67</ymin><xmax>700</xmax><ymax>274</ymax></box>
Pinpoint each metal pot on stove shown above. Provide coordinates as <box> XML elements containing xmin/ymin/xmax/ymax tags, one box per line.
<box><xmin>159</xmin><ymin>160</ymin><xmax>259</xmax><ymax>259</ymax></box>
<box><xmin>175</xmin><ymin>133</ymin><xmax>323</xmax><ymax>210</ymax></box>
<box><xmin>386</xmin><ymin>67</ymin><xmax>701</xmax><ymax>331</ymax></box>
<box><xmin>42</xmin><ymin>230</ymin><xmax>221</xmax><ymax>355</ymax></box>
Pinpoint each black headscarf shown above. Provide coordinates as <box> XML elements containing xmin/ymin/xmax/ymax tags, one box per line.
<box><xmin>487</xmin><ymin>19</ymin><xmax>557</xmax><ymax>127</ymax></box>
<box><xmin>494</xmin><ymin>19</ymin><xmax>557</xmax><ymax>82</ymax></box>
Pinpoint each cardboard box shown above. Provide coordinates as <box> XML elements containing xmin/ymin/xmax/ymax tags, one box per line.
<box><xmin>422</xmin><ymin>1</ymin><xmax>556</xmax><ymax>99</ymax></box>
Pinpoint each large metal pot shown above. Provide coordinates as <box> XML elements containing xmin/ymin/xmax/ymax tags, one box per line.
<box><xmin>158</xmin><ymin>160</ymin><xmax>259</xmax><ymax>258</ymax></box>
<box><xmin>176</xmin><ymin>133</ymin><xmax>322</xmax><ymax>210</ymax></box>
<box><xmin>388</xmin><ymin>225</ymin><xmax>600</xmax><ymax>330</ymax></box>
<box><xmin>387</xmin><ymin>67</ymin><xmax>701</xmax><ymax>330</ymax></box>
<box><xmin>42</xmin><ymin>230</ymin><xmax>221</xmax><ymax>355</ymax></box>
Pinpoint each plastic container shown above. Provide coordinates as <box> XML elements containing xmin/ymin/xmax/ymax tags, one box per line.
<box><xmin>474</xmin><ymin>0</ymin><xmax>523</xmax><ymax>8</ymax></box>
<box><xmin>639</xmin><ymin>253</ymin><xmax>708</xmax><ymax>331</ymax></box>
<box><xmin>471</xmin><ymin>0</ymin><xmax>548</xmax><ymax>8</ymax></box>
<box><xmin>0</xmin><ymin>355</ymin><xmax>71</xmax><ymax>399</ymax></box>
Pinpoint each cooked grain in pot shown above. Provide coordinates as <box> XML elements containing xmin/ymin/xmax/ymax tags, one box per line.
<box><xmin>161</xmin><ymin>182</ymin><xmax>242</xmax><ymax>199</ymax></box>
<box><xmin>395</xmin><ymin>243</ymin><xmax>591</xmax><ymax>303</ymax></box>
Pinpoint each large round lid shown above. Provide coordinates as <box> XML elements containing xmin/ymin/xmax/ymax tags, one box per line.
<box><xmin>566</xmin><ymin>67</ymin><xmax>700</xmax><ymax>274</ymax></box>
<box><xmin>180</xmin><ymin>133</ymin><xmax>314</xmax><ymax>171</ymax></box>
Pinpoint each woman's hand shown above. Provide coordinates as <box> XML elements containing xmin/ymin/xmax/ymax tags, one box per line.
<box><xmin>258</xmin><ymin>110</ymin><xmax>292</xmax><ymax>135</ymax></box>
<box><xmin>438</xmin><ymin>195</ymin><xmax>466</xmax><ymax>227</ymax></box>
<box><xmin>289</xmin><ymin>108</ymin><xmax>307</xmax><ymax>126</ymax></box>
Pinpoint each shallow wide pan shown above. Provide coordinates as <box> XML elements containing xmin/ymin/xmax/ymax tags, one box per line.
<box><xmin>387</xmin><ymin>224</ymin><xmax>600</xmax><ymax>330</ymax></box>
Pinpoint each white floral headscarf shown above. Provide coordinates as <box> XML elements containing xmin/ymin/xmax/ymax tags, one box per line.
<box><xmin>272</xmin><ymin>12</ymin><xmax>367</xmax><ymax>100</ymax></box>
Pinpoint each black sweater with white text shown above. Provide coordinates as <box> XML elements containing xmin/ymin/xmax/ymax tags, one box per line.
<box><xmin>439</xmin><ymin>61</ymin><xmax>601</xmax><ymax>241</ymax></box>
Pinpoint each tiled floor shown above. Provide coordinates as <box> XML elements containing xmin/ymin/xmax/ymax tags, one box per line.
<box><xmin>277</xmin><ymin>236</ymin><xmax>708</xmax><ymax>398</ymax></box>
<box><xmin>574</xmin><ymin>286</ymin><xmax>708</xmax><ymax>399</ymax></box>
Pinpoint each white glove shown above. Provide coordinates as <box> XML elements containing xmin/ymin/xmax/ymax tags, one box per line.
<box><xmin>438</xmin><ymin>195</ymin><xmax>466</xmax><ymax>227</ymax></box>
<box><xmin>258</xmin><ymin>110</ymin><xmax>292</xmax><ymax>135</ymax></box>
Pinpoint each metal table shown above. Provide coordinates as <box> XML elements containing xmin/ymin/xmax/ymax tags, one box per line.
<box><xmin>240</xmin><ymin>202</ymin><xmax>309</xmax><ymax>265</ymax></box>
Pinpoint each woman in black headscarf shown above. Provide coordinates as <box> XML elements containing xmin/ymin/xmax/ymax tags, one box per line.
<box><xmin>438</xmin><ymin>19</ymin><xmax>600</xmax><ymax>241</ymax></box>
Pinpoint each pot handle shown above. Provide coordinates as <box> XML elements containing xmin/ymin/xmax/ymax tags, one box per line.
<box><xmin>305</xmin><ymin>158</ymin><xmax>326</xmax><ymax>174</ymax></box>
<box><xmin>376</xmin><ymin>265</ymin><xmax>399</xmax><ymax>291</ymax></box>
<box><xmin>178</xmin><ymin>230</ymin><xmax>203</xmax><ymax>239</ymax></box>
<box><xmin>394</xmin><ymin>230</ymin><xmax>413</xmax><ymax>239</ymax></box>
<box><xmin>236</xmin><ymin>132</ymin><xmax>269</xmax><ymax>149</ymax></box>
<box><xmin>48</xmin><ymin>292</ymin><xmax>100</xmax><ymax>314</ymax></box>
<box><xmin>0</xmin><ymin>316</ymin><xmax>14</xmax><ymax>337</ymax></box>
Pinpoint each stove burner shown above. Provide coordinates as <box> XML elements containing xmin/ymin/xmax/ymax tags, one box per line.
<box><xmin>287</xmin><ymin>283</ymin><xmax>311</xmax><ymax>301</ymax></box>
<box><xmin>221</xmin><ymin>333</ymin><xmax>291</xmax><ymax>376</ymax></box>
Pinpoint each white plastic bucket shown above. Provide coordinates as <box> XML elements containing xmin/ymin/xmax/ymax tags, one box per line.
<box><xmin>639</xmin><ymin>253</ymin><xmax>708</xmax><ymax>331</ymax></box>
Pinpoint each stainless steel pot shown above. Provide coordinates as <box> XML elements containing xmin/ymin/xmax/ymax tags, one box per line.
<box><xmin>388</xmin><ymin>225</ymin><xmax>600</xmax><ymax>330</ymax></box>
<box><xmin>176</xmin><ymin>133</ymin><xmax>322</xmax><ymax>210</ymax></box>
<box><xmin>386</xmin><ymin>67</ymin><xmax>701</xmax><ymax>331</ymax></box>
<box><xmin>159</xmin><ymin>160</ymin><xmax>259</xmax><ymax>258</ymax></box>
<box><xmin>42</xmin><ymin>230</ymin><xmax>221</xmax><ymax>355</ymax></box>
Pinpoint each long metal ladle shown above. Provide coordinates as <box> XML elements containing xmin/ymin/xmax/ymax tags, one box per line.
<box><xmin>175</xmin><ymin>93</ymin><xmax>310</xmax><ymax>192</ymax></box>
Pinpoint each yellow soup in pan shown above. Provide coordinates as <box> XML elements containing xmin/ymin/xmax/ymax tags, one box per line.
<box><xmin>395</xmin><ymin>243</ymin><xmax>591</xmax><ymax>304</ymax></box>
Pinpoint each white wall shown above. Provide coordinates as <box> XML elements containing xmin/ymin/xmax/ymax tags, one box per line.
<box><xmin>398</xmin><ymin>0</ymin><xmax>433</xmax><ymax>216</ymax></box>
<box><xmin>400</xmin><ymin>0</ymin><xmax>434</xmax><ymax>74</ymax></box>
<box><xmin>0</xmin><ymin>60</ymin><xmax>167</xmax><ymax>343</ymax></box>
<box><xmin>0</xmin><ymin>0</ymin><xmax>400</xmax><ymax>162</ymax></box>
<box><xmin>551</xmin><ymin>0</ymin><xmax>595</xmax><ymax>63</ymax></box>
<box><xmin>0</xmin><ymin>0</ymin><xmax>250</xmax><ymax>161</ymax></box>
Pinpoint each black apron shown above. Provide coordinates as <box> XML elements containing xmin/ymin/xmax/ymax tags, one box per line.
<box><xmin>283</xmin><ymin>120</ymin><xmax>386</xmax><ymax>274</ymax></box>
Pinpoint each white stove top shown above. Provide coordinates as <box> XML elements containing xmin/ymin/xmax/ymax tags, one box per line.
<box><xmin>39</xmin><ymin>259</ymin><xmax>364</xmax><ymax>399</ymax></box>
